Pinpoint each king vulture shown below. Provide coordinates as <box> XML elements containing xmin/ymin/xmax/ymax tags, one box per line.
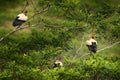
<box><xmin>12</xmin><ymin>10</ymin><xmax>28</xmax><ymax>27</ymax></box>
<box><xmin>86</xmin><ymin>36</ymin><xmax>97</xmax><ymax>54</ymax></box>
<box><xmin>53</xmin><ymin>56</ymin><xmax>63</xmax><ymax>68</ymax></box>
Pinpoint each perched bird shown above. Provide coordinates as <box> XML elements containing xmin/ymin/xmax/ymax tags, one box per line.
<box><xmin>53</xmin><ymin>56</ymin><xmax>63</xmax><ymax>68</ymax></box>
<box><xmin>86</xmin><ymin>36</ymin><xmax>97</xmax><ymax>54</ymax></box>
<box><xmin>12</xmin><ymin>10</ymin><xmax>28</xmax><ymax>27</ymax></box>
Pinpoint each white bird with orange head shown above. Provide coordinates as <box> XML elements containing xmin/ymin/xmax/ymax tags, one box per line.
<box><xmin>12</xmin><ymin>10</ymin><xmax>28</xmax><ymax>27</ymax></box>
<box><xmin>53</xmin><ymin>56</ymin><xmax>63</xmax><ymax>68</ymax></box>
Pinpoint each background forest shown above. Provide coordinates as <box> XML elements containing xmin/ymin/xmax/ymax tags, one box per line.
<box><xmin>0</xmin><ymin>0</ymin><xmax>120</xmax><ymax>80</ymax></box>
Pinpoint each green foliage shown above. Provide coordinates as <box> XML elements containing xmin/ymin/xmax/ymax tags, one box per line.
<box><xmin>1</xmin><ymin>55</ymin><xmax>119</xmax><ymax>80</ymax></box>
<box><xmin>0</xmin><ymin>0</ymin><xmax>120</xmax><ymax>80</ymax></box>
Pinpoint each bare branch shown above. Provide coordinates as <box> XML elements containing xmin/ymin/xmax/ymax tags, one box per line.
<box><xmin>27</xmin><ymin>6</ymin><xmax>51</xmax><ymax>21</ymax></box>
<box><xmin>97</xmin><ymin>41</ymin><xmax>120</xmax><ymax>52</ymax></box>
<box><xmin>0</xmin><ymin>25</ymin><xmax>29</xmax><ymax>42</ymax></box>
<box><xmin>72</xmin><ymin>33</ymin><xmax>85</xmax><ymax>61</ymax></box>
<box><xmin>76</xmin><ymin>33</ymin><xmax>85</xmax><ymax>54</ymax></box>
<box><xmin>38</xmin><ymin>22</ymin><xmax>84</xmax><ymax>30</ymax></box>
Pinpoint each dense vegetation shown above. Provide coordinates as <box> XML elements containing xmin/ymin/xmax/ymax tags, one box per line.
<box><xmin>0</xmin><ymin>0</ymin><xmax>120</xmax><ymax>80</ymax></box>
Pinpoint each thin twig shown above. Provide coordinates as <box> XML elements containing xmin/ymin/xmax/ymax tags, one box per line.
<box><xmin>37</xmin><ymin>22</ymin><xmax>84</xmax><ymax>31</ymax></box>
<box><xmin>72</xmin><ymin>33</ymin><xmax>85</xmax><ymax>61</ymax></box>
<box><xmin>97</xmin><ymin>41</ymin><xmax>120</xmax><ymax>52</ymax></box>
<box><xmin>0</xmin><ymin>26</ymin><xmax>29</xmax><ymax>42</ymax></box>
<box><xmin>27</xmin><ymin>6</ymin><xmax>50</xmax><ymax>21</ymax></box>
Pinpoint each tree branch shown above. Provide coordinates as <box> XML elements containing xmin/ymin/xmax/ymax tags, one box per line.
<box><xmin>0</xmin><ymin>26</ymin><xmax>29</xmax><ymax>42</ymax></box>
<box><xmin>27</xmin><ymin>6</ymin><xmax>51</xmax><ymax>21</ymax></box>
<box><xmin>72</xmin><ymin>33</ymin><xmax>85</xmax><ymax>61</ymax></box>
<box><xmin>38</xmin><ymin>22</ymin><xmax>84</xmax><ymax>30</ymax></box>
<box><xmin>97</xmin><ymin>41</ymin><xmax>120</xmax><ymax>52</ymax></box>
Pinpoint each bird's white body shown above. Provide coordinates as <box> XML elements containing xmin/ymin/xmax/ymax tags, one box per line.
<box><xmin>17</xmin><ymin>13</ymin><xmax>28</xmax><ymax>21</ymax></box>
<box><xmin>86</xmin><ymin>38</ymin><xmax>97</xmax><ymax>45</ymax></box>
<box><xmin>55</xmin><ymin>60</ymin><xmax>63</xmax><ymax>67</ymax></box>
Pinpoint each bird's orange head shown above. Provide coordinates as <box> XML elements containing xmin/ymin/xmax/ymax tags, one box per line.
<box><xmin>22</xmin><ymin>10</ymin><xmax>28</xmax><ymax>15</ymax></box>
<box><xmin>57</xmin><ymin>56</ymin><xmax>62</xmax><ymax>61</ymax></box>
<box><xmin>91</xmin><ymin>35</ymin><xmax>95</xmax><ymax>39</ymax></box>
